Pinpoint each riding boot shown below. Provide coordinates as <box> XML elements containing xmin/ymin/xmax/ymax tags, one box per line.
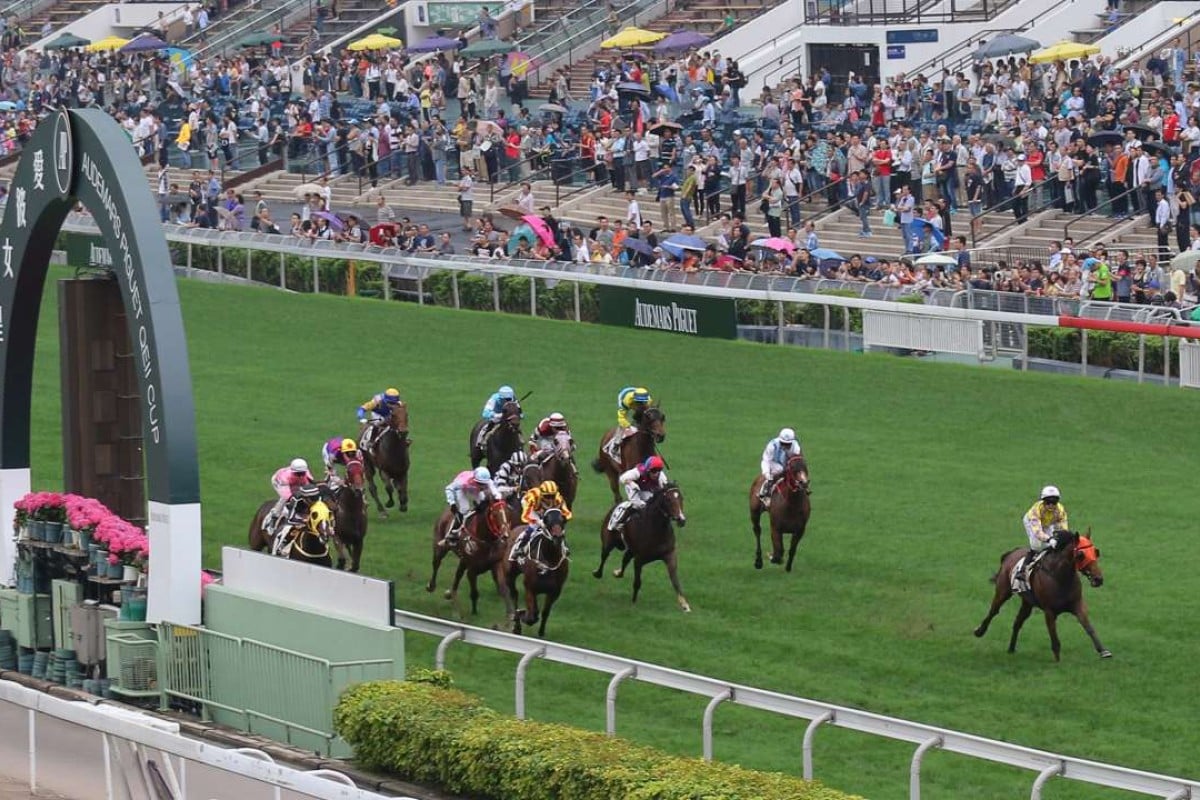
<box><xmin>758</xmin><ymin>478</ymin><xmax>774</xmax><ymax>506</ymax></box>
<box><xmin>443</xmin><ymin>511</ymin><xmax>463</xmax><ymax>546</ymax></box>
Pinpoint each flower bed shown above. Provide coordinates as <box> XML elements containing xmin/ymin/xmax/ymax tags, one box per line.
<box><xmin>14</xmin><ymin>492</ymin><xmax>148</xmax><ymax>570</ymax></box>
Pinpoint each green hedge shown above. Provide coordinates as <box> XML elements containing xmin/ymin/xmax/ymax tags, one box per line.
<box><xmin>1027</xmin><ymin>327</ymin><xmax>1179</xmax><ymax>376</ymax></box>
<box><xmin>334</xmin><ymin>674</ymin><xmax>862</xmax><ymax>800</ymax></box>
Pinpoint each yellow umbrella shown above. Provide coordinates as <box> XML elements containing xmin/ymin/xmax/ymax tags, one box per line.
<box><xmin>1028</xmin><ymin>40</ymin><xmax>1100</xmax><ymax>64</ymax></box>
<box><xmin>84</xmin><ymin>35</ymin><xmax>130</xmax><ymax>52</ymax></box>
<box><xmin>347</xmin><ymin>33</ymin><xmax>403</xmax><ymax>51</ymax></box>
<box><xmin>600</xmin><ymin>26</ymin><xmax>666</xmax><ymax>49</ymax></box>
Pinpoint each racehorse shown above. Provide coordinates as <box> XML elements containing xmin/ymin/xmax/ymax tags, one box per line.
<box><xmin>591</xmin><ymin>407</ymin><xmax>666</xmax><ymax>503</ymax></box>
<box><xmin>362</xmin><ymin>403</ymin><xmax>410</xmax><ymax>517</ymax></box>
<box><xmin>594</xmin><ymin>483</ymin><xmax>690</xmax><ymax>612</ymax></box>
<box><xmin>470</xmin><ymin>400</ymin><xmax>523</xmax><ymax>473</ymax></box>
<box><xmin>974</xmin><ymin>530</ymin><xmax>1111</xmax><ymax>661</ymax></box>
<box><xmin>427</xmin><ymin>501</ymin><xmax>514</xmax><ymax>618</ymax></box>
<box><xmin>503</xmin><ymin>508</ymin><xmax>570</xmax><ymax>637</ymax></box>
<box><xmin>536</xmin><ymin>431</ymin><xmax>579</xmax><ymax>507</ymax></box>
<box><xmin>247</xmin><ymin>499</ymin><xmax>335</xmax><ymax>568</ymax></box>
<box><xmin>749</xmin><ymin>455</ymin><xmax>811</xmax><ymax>572</ymax></box>
<box><xmin>327</xmin><ymin>457</ymin><xmax>368</xmax><ymax>572</ymax></box>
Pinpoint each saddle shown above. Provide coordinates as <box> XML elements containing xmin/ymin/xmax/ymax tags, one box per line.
<box><xmin>1010</xmin><ymin>550</ymin><xmax>1046</xmax><ymax>596</ymax></box>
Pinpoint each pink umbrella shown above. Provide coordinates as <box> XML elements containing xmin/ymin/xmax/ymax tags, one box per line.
<box><xmin>752</xmin><ymin>237</ymin><xmax>796</xmax><ymax>253</ymax></box>
<box><xmin>522</xmin><ymin>215</ymin><xmax>556</xmax><ymax>248</ymax></box>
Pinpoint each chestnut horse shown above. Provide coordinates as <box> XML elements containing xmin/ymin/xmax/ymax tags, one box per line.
<box><xmin>591</xmin><ymin>407</ymin><xmax>666</xmax><ymax>503</ymax></box>
<box><xmin>326</xmin><ymin>457</ymin><xmax>368</xmax><ymax>572</ymax></box>
<box><xmin>536</xmin><ymin>431</ymin><xmax>579</xmax><ymax>508</ymax></box>
<box><xmin>594</xmin><ymin>483</ymin><xmax>690</xmax><ymax>612</ymax></box>
<box><xmin>503</xmin><ymin>508</ymin><xmax>570</xmax><ymax>637</ymax></box>
<box><xmin>749</xmin><ymin>455</ymin><xmax>811</xmax><ymax>571</ymax></box>
<box><xmin>362</xmin><ymin>403</ymin><xmax>410</xmax><ymax>517</ymax></box>
<box><xmin>974</xmin><ymin>530</ymin><xmax>1111</xmax><ymax>661</ymax></box>
<box><xmin>470</xmin><ymin>400</ymin><xmax>524</xmax><ymax>473</ymax></box>
<box><xmin>426</xmin><ymin>501</ymin><xmax>514</xmax><ymax>618</ymax></box>
<box><xmin>247</xmin><ymin>499</ymin><xmax>334</xmax><ymax>567</ymax></box>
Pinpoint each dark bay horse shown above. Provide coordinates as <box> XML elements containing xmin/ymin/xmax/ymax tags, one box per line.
<box><xmin>327</xmin><ymin>457</ymin><xmax>368</xmax><ymax>572</ymax></box>
<box><xmin>974</xmin><ymin>530</ymin><xmax>1111</xmax><ymax>661</ymax></box>
<box><xmin>536</xmin><ymin>431</ymin><xmax>579</xmax><ymax>508</ymax></box>
<box><xmin>248</xmin><ymin>499</ymin><xmax>335</xmax><ymax>567</ymax></box>
<box><xmin>594</xmin><ymin>483</ymin><xmax>690</xmax><ymax>612</ymax></box>
<box><xmin>470</xmin><ymin>400</ymin><xmax>523</xmax><ymax>473</ymax></box>
<box><xmin>504</xmin><ymin>508</ymin><xmax>570</xmax><ymax>637</ymax></box>
<box><xmin>591</xmin><ymin>407</ymin><xmax>666</xmax><ymax>502</ymax></box>
<box><xmin>427</xmin><ymin>501</ymin><xmax>514</xmax><ymax>617</ymax></box>
<box><xmin>362</xmin><ymin>403</ymin><xmax>410</xmax><ymax>517</ymax></box>
<box><xmin>749</xmin><ymin>455</ymin><xmax>811</xmax><ymax>571</ymax></box>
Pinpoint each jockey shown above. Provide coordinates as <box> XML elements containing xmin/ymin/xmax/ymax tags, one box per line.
<box><xmin>529</xmin><ymin>412</ymin><xmax>570</xmax><ymax>457</ymax></box>
<box><xmin>357</xmin><ymin>388</ymin><xmax>403</xmax><ymax>451</ymax></box>
<box><xmin>616</xmin><ymin>386</ymin><xmax>653</xmax><ymax>430</ymax></box>
<box><xmin>510</xmin><ymin>480</ymin><xmax>573</xmax><ymax>564</ymax></box>
<box><xmin>442</xmin><ymin>466</ymin><xmax>499</xmax><ymax>545</ymax></box>
<box><xmin>477</xmin><ymin>385</ymin><xmax>519</xmax><ymax>448</ymax></box>
<box><xmin>492</xmin><ymin>449</ymin><xmax>530</xmax><ymax>500</ymax></box>
<box><xmin>757</xmin><ymin>427</ymin><xmax>802</xmax><ymax>502</ymax></box>
<box><xmin>321</xmin><ymin>437</ymin><xmax>359</xmax><ymax>481</ymax></box>
<box><xmin>266</xmin><ymin>458</ymin><xmax>315</xmax><ymax>535</ymax></box>
<box><xmin>1023</xmin><ymin>485</ymin><xmax>1069</xmax><ymax>574</ymax></box>
<box><xmin>606</xmin><ymin>455</ymin><xmax>667</xmax><ymax>532</ymax></box>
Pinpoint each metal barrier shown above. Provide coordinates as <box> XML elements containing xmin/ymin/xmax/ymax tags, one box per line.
<box><xmin>862</xmin><ymin>310</ymin><xmax>983</xmax><ymax>357</ymax></box>
<box><xmin>1181</xmin><ymin>341</ymin><xmax>1200</xmax><ymax>389</ymax></box>
<box><xmin>158</xmin><ymin>623</ymin><xmax>394</xmax><ymax>754</ymax></box>
<box><xmin>394</xmin><ymin>608</ymin><xmax>1199</xmax><ymax>800</ymax></box>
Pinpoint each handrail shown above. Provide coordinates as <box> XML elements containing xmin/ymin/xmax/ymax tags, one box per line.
<box><xmin>187</xmin><ymin>0</ymin><xmax>311</xmax><ymax>60</ymax></box>
<box><xmin>1062</xmin><ymin>184</ymin><xmax>1143</xmax><ymax>243</ymax></box>
<box><xmin>553</xmin><ymin>161</ymin><xmax>598</xmax><ymax>205</ymax></box>
<box><xmin>969</xmin><ymin>176</ymin><xmax>1056</xmax><ymax>248</ymax></box>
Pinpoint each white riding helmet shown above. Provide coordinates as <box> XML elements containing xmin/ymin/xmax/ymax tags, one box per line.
<box><xmin>498</xmin><ymin>385</ymin><xmax>515</xmax><ymax>400</ymax></box>
<box><xmin>779</xmin><ymin>427</ymin><xmax>796</xmax><ymax>444</ymax></box>
<box><xmin>1040</xmin><ymin>485</ymin><xmax>1061</xmax><ymax>500</ymax></box>
<box><xmin>290</xmin><ymin>458</ymin><xmax>309</xmax><ymax>473</ymax></box>
<box><xmin>473</xmin><ymin>467</ymin><xmax>492</xmax><ymax>484</ymax></box>
<box><xmin>548</xmin><ymin>412</ymin><xmax>566</xmax><ymax>426</ymax></box>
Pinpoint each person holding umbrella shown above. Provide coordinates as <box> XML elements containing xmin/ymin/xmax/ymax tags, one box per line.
<box><xmin>762</xmin><ymin>177</ymin><xmax>784</xmax><ymax>238</ymax></box>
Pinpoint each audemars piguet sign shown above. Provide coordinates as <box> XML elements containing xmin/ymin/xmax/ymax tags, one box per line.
<box><xmin>0</xmin><ymin>108</ymin><xmax>202</xmax><ymax>624</ymax></box>
<box><xmin>597</xmin><ymin>285</ymin><xmax>737</xmax><ymax>339</ymax></box>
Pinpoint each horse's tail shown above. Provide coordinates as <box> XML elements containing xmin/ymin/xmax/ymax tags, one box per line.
<box><xmin>990</xmin><ymin>547</ymin><xmax>1023</xmax><ymax>584</ymax></box>
<box><xmin>590</xmin><ymin>457</ymin><xmax>605</xmax><ymax>473</ymax></box>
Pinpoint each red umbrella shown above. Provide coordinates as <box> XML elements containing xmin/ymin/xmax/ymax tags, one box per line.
<box><xmin>522</xmin><ymin>214</ymin><xmax>556</xmax><ymax>247</ymax></box>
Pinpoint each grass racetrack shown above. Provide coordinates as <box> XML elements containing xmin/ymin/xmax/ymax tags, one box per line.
<box><xmin>27</xmin><ymin>268</ymin><xmax>1200</xmax><ymax>799</ymax></box>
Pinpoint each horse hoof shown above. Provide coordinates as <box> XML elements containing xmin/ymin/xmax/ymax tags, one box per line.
<box><xmin>385</xmin><ymin>500</ymin><xmax>395</xmax><ymax>508</ymax></box>
<box><xmin>336</xmin><ymin>559</ymin><xmax>346</xmax><ymax>571</ymax></box>
<box><xmin>1100</xmin><ymin>649</ymin><xmax>1113</xmax><ymax>659</ymax></box>
<box><xmin>425</xmin><ymin>584</ymin><xmax>434</xmax><ymax>593</ymax></box>
<box><xmin>400</xmin><ymin>503</ymin><xmax>408</xmax><ymax>513</ymax></box>
<box><xmin>378</xmin><ymin>511</ymin><xmax>390</xmax><ymax>520</ymax></box>
<box><xmin>754</xmin><ymin>558</ymin><xmax>763</xmax><ymax>570</ymax></box>
<box><xmin>973</xmin><ymin>627</ymin><xmax>985</xmax><ymax>638</ymax></box>
<box><xmin>443</xmin><ymin>589</ymin><xmax>454</xmax><ymax>600</ymax></box>
<box><xmin>769</xmin><ymin>556</ymin><xmax>782</xmax><ymax>565</ymax></box>
<box><xmin>592</xmin><ymin>569</ymin><xmax>602</xmax><ymax>579</ymax></box>
<box><xmin>613</xmin><ymin>568</ymin><xmax>624</xmax><ymax>578</ymax></box>
<box><xmin>679</xmin><ymin>600</ymin><xmax>691</xmax><ymax>613</ymax></box>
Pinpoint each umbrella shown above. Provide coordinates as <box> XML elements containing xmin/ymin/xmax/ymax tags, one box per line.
<box><xmin>915</xmin><ymin>253</ymin><xmax>959</xmax><ymax>266</ymax></box>
<box><xmin>538</xmin><ymin>103</ymin><xmax>568</xmax><ymax>114</ymax></box>
<box><xmin>1141</xmin><ymin>140</ymin><xmax>1172</xmax><ymax>157</ymax></box>
<box><xmin>1028</xmin><ymin>40</ymin><xmax>1100</xmax><ymax>64</ymax></box>
<box><xmin>653</xmin><ymin>29</ymin><xmax>711</xmax><ymax>54</ymax></box>
<box><xmin>601</xmin><ymin>26</ymin><xmax>665</xmax><ymax>49</ymax></box>
<box><xmin>623</xmin><ymin>237</ymin><xmax>655</xmax><ymax>256</ymax></box>
<box><xmin>165</xmin><ymin>47</ymin><xmax>193</xmax><ymax>68</ymax></box>
<box><xmin>0</xmin><ymin>101</ymin><xmax>17</xmax><ymax>111</ymax></box>
<box><xmin>1124</xmin><ymin>124</ymin><xmax>1159</xmax><ymax>142</ymax></box>
<box><xmin>808</xmin><ymin>248</ymin><xmax>846</xmax><ymax>262</ymax></box>
<box><xmin>376</xmin><ymin>26</ymin><xmax>398</xmax><ymax>35</ymax></box>
<box><xmin>408</xmin><ymin>35</ymin><xmax>461</xmax><ymax>53</ymax></box>
<box><xmin>522</xmin><ymin>215</ymin><xmax>556</xmax><ymax>247</ymax></box>
<box><xmin>971</xmin><ymin>33</ymin><xmax>1040</xmax><ymax>59</ymax></box>
<box><xmin>506</xmin><ymin>51</ymin><xmax>537</xmax><ymax>78</ymax></box>
<box><xmin>1087</xmin><ymin>131</ymin><xmax>1124</xmax><ymax>147</ymax></box>
<box><xmin>84</xmin><ymin>35</ymin><xmax>130</xmax><ymax>52</ymax></box>
<box><xmin>910</xmin><ymin>218</ymin><xmax>946</xmax><ymax>247</ymax></box>
<box><xmin>496</xmin><ymin>205</ymin><xmax>526</xmax><ymax>221</ymax></box>
<box><xmin>347</xmin><ymin>33</ymin><xmax>403</xmax><ymax>51</ymax></box>
<box><xmin>475</xmin><ymin>119</ymin><xmax>503</xmax><ymax>137</ymax></box>
<box><xmin>313</xmin><ymin>211</ymin><xmax>345</xmax><ymax>232</ymax></box>
<box><xmin>661</xmin><ymin>234</ymin><xmax>706</xmax><ymax>258</ymax></box>
<box><xmin>647</xmin><ymin>120</ymin><xmax>682</xmax><ymax>136</ymax></box>
<box><xmin>44</xmin><ymin>32</ymin><xmax>90</xmax><ymax>50</ymax></box>
<box><xmin>120</xmin><ymin>33</ymin><xmax>169</xmax><ymax>53</ymax></box>
<box><xmin>459</xmin><ymin>39</ymin><xmax>513</xmax><ymax>58</ymax></box>
<box><xmin>293</xmin><ymin>182</ymin><xmax>324</xmax><ymax>198</ymax></box>
<box><xmin>752</xmin><ymin>237</ymin><xmax>796</xmax><ymax>253</ymax></box>
<box><xmin>237</xmin><ymin>32</ymin><xmax>281</xmax><ymax>47</ymax></box>
<box><xmin>1170</xmin><ymin>250</ymin><xmax>1200</xmax><ymax>271</ymax></box>
<box><xmin>616</xmin><ymin>81</ymin><xmax>651</xmax><ymax>97</ymax></box>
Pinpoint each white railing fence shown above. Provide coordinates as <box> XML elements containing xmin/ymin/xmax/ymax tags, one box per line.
<box><xmin>1182</xmin><ymin>340</ymin><xmax>1200</xmax><ymax>389</ymax></box>
<box><xmin>394</xmin><ymin>609</ymin><xmax>1198</xmax><ymax>800</ymax></box>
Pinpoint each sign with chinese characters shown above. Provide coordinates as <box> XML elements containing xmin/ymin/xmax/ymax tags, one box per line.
<box><xmin>886</xmin><ymin>29</ymin><xmax>938</xmax><ymax>44</ymax></box>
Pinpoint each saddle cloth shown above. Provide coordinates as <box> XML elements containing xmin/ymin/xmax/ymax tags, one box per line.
<box><xmin>1010</xmin><ymin>555</ymin><xmax>1032</xmax><ymax>595</ymax></box>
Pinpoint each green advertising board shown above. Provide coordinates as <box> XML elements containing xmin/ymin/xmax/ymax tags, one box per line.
<box><xmin>62</xmin><ymin>231</ymin><xmax>112</xmax><ymax>268</ymax></box>
<box><xmin>597</xmin><ymin>285</ymin><xmax>737</xmax><ymax>339</ymax></box>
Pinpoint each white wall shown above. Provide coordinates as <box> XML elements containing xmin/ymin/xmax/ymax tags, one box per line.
<box><xmin>29</xmin><ymin>3</ymin><xmax>185</xmax><ymax>50</ymax></box>
<box><xmin>1093</xmin><ymin>1</ymin><xmax>1197</xmax><ymax>64</ymax></box>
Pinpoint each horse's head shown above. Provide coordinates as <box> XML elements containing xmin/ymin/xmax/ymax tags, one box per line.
<box><xmin>1071</xmin><ymin>529</ymin><xmax>1103</xmax><ymax>588</ymax></box>
<box><xmin>500</xmin><ymin>400</ymin><xmax>522</xmax><ymax>431</ymax></box>
<box><xmin>388</xmin><ymin>402</ymin><xmax>409</xmax><ymax>436</ymax></box>
<box><xmin>784</xmin><ymin>455</ymin><xmax>810</xmax><ymax>493</ymax></box>
<box><xmin>307</xmin><ymin>501</ymin><xmax>334</xmax><ymax>541</ymax></box>
<box><xmin>553</xmin><ymin>430</ymin><xmax>575</xmax><ymax>460</ymax></box>
<box><xmin>484</xmin><ymin>500</ymin><xmax>511</xmax><ymax>539</ymax></box>
<box><xmin>344</xmin><ymin>456</ymin><xmax>366</xmax><ymax>490</ymax></box>
<box><xmin>541</xmin><ymin>507</ymin><xmax>567</xmax><ymax>539</ymax></box>
<box><xmin>641</xmin><ymin>407</ymin><xmax>666</xmax><ymax>443</ymax></box>
<box><xmin>654</xmin><ymin>482</ymin><xmax>686</xmax><ymax>527</ymax></box>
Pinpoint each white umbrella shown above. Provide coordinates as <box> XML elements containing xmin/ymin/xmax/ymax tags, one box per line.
<box><xmin>915</xmin><ymin>253</ymin><xmax>959</xmax><ymax>266</ymax></box>
<box><xmin>293</xmin><ymin>182</ymin><xmax>323</xmax><ymax>198</ymax></box>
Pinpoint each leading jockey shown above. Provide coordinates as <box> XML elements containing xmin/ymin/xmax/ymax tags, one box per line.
<box><xmin>1023</xmin><ymin>485</ymin><xmax>1069</xmax><ymax>577</ymax></box>
<box><xmin>529</xmin><ymin>412</ymin><xmax>570</xmax><ymax>458</ymax></box>
<box><xmin>266</xmin><ymin>458</ymin><xmax>315</xmax><ymax>537</ymax></box>
<box><xmin>757</xmin><ymin>427</ymin><xmax>802</xmax><ymax>504</ymax></box>
<box><xmin>477</xmin><ymin>385</ymin><xmax>519</xmax><ymax>448</ymax></box>
<box><xmin>321</xmin><ymin>437</ymin><xmax>359</xmax><ymax>481</ymax></box>
<box><xmin>510</xmin><ymin>480</ymin><xmax>573</xmax><ymax>565</ymax></box>
<box><xmin>357</xmin><ymin>388</ymin><xmax>403</xmax><ymax>453</ymax></box>
<box><xmin>605</xmin><ymin>386</ymin><xmax>652</xmax><ymax>459</ymax></box>
<box><xmin>606</xmin><ymin>455</ymin><xmax>667</xmax><ymax>533</ymax></box>
<box><xmin>442</xmin><ymin>466</ymin><xmax>500</xmax><ymax>546</ymax></box>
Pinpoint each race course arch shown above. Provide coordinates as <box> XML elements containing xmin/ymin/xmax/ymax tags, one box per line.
<box><xmin>0</xmin><ymin>108</ymin><xmax>201</xmax><ymax>624</ymax></box>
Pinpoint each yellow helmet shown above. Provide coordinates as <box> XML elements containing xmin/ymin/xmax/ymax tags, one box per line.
<box><xmin>385</xmin><ymin>387</ymin><xmax>401</xmax><ymax>400</ymax></box>
<box><xmin>340</xmin><ymin>438</ymin><xmax>358</xmax><ymax>453</ymax></box>
<box><xmin>540</xmin><ymin>481</ymin><xmax>560</xmax><ymax>496</ymax></box>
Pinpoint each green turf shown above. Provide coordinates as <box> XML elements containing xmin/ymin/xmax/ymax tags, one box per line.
<box><xmin>27</xmin><ymin>268</ymin><xmax>1200</xmax><ymax>800</ymax></box>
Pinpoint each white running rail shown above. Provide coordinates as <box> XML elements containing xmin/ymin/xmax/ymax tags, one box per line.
<box><xmin>1180</xmin><ymin>340</ymin><xmax>1200</xmax><ymax>389</ymax></box>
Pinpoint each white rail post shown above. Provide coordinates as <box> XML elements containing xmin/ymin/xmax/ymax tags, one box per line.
<box><xmin>1164</xmin><ymin>336</ymin><xmax>1171</xmax><ymax>382</ymax></box>
<box><xmin>573</xmin><ymin>281</ymin><xmax>581</xmax><ymax>321</ymax></box>
<box><xmin>312</xmin><ymin>256</ymin><xmax>319</xmax><ymax>293</ymax></box>
<box><xmin>102</xmin><ymin>732</ymin><xmax>114</xmax><ymax>800</ymax></box>
<box><xmin>909</xmin><ymin>736</ymin><xmax>941</xmax><ymax>800</ymax></box>
<box><xmin>278</xmin><ymin>252</ymin><xmax>286</xmax><ymax>288</ymax></box>
<box><xmin>186</xmin><ymin>241</ymin><xmax>193</xmax><ymax>276</ymax></box>
<box><xmin>1138</xmin><ymin>334</ymin><xmax>1145</xmax><ymax>383</ymax></box>
<box><xmin>217</xmin><ymin>245</ymin><xmax>224</xmax><ymax>276</ymax></box>
<box><xmin>822</xmin><ymin>305</ymin><xmax>830</xmax><ymax>349</ymax></box>
<box><xmin>605</xmin><ymin>667</ymin><xmax>637</xmax><ymax>736</ymax></box>
<box><xmin>701</xmin><ymin>689</ymin><xmax>732</xmax><ymax>761</ymax></box>
<box><xmin>27</xmin><ymin>708</ymin><xmax>35</xmax><ymax>794</ymax></box>
<box><xmin>802</xmin><ymin>711</ymin><xmax>834</xmax><ymax>780</ymax></box>
<box><xmin>776</xmin><ymin>300</ymin><xmax>785</xmax><ymax>344</ymax></box>
<box><xmin>1081</xmin><ymin>328</ymin><xmax>1088</xmax><ymax>375</ymax></box>
<box><xmin>492</xmin><ymin>273</ymin><xmax>500</xmax><ymax>311</ymax></box>
<box><xmin>529</xmin><ymin>277</ymin><xmax>537</xmax><ymax>317</ymax></box>
<box><xmin>246</xmin><ymin>249</ymin><xmax>252</xmax><ymax>282</ymax></box>
<box><xmin>434</xmin><ymin>630</ymin><xmax>463</xmax><ymax>669</ymax></box>
<box><xmin>1030</xmin><ymin>762</ymin><xmax>1063</xmax><ymax>800</ymax></box>
<box><xmin>451</xmin><ymin>272</ymin><xmax>460</xmax><ymax>308</ymax></box>
<box><xmin>515</xmin><ymin>647</ymin><xmax>545</xmax><ymax>720</ymax></box>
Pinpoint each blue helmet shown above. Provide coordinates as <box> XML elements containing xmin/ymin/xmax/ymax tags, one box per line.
<box><xmin>473</xmin><ymin>467</ymin><xmax>492</xmax><ymax>483</ymax></box>
<box><xmin>498</xmin><ymin>385</ymin><xmax>515</xmax><ymax>400</ymax></box>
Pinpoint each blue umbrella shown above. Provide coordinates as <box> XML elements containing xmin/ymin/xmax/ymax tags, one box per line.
<box><xmin>653</xmin><ymin>29</ymin><xmax>711</xmax><ymax>54</ymax></box>
<box><xmin>623</xmin><ymin>237</ymin><xmax>655</xmax><ymax>256</ymax></box>
<box><xmin>808</xmin><ymin>248</ymin><xmax>845</xmax><ymax>262</ymax></box>
<box><xmin>120</xmin><ymin>33</ymin><xmax>169</xmax><ymax>53</ymax></box>
<box><xmin>909</xmin><ymin>218</ymin><xmax>945</xmax><ymax>248</ymax></box>
<box><xmin>664</xmin><ymin>233</ymin><xmax>705</xmax><ymax>251</ymax></box>
<box><xmin>407</xmin><ymin>35</ymin><xmax>462</xmax><ymax>53</ymax></box>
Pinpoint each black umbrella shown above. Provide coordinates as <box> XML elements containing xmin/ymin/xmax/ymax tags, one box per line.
<box><xmin>1087</xmin><ymin>131</ymin><xmax>1124</xmax><ymax>147</ymax></box>
<box><xmin>1124</xmin><ymin>124</ymin><xmax>1159</xmax><ymax>142</ymax></box>
<box><xmin>616</xmin><ymin>81</ymin><xmax>651</xmax><ymax>98</ymax></box>
<box><xmin>972</xmin><ymin>34</ymin><xmax>1040</xmax><ymax>59</ymax></box>
<box><xmin>1140</xmin><ymin>140</ymin><xmax>1173</xmax><ymax>157</ymax></box>
<box><xmin>44</xmin><ymin>32</ymin><xmax>90</xmax><ymax>50</ymax></box>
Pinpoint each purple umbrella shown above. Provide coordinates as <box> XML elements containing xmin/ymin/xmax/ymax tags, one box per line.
<box><xmin>653</xmin><ymin>29</ymin><xmax>711</xmax><ymax>54</ymax></box>
<box><xmin>313</xmin><ymin>211</ymin><xmax>345</xmax><ymax>231</ymax></box>
<box><xmin>408</xmin><ymin>35</ymin><xmax>462</xmax><ymax>53</ymax></box>
<box><xmin>120</xmin><ymin>33</ymin><xmax>169</xmax><ymax>53</ymax></box>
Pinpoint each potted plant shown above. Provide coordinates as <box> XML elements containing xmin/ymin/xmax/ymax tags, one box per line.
<box><xmin>66</xmin><ymin>496</ymin><xmax>109</xmax><ymax>552</ymax></box>
<box><xmin>12</xmin><ymin>495</ymin><xmax>31</xmax><ymax>541</ymax></box>
<box><xmin>34</xmin><ymin>493</ymin><xmax>67</xmax><ymax>544</ymax></box>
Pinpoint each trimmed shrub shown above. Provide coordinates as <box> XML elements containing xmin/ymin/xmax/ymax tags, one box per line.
<box><xmin>334</xmin><ymin>679</ymin><xmax>862</xmax><ymax>800</ymax></box>
<box><xmin>1027</xmin><ymin>327</ymin><xmax>1178</xmax><ymax>376</ymax></box>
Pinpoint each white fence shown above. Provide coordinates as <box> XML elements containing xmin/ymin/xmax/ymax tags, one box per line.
<box><xmin>394</xmin><ymin>609</ymin><xmax>1199</xmax><ymax>800</ymax></box>
<box><xmin>0</xmin><ymin>679</ymin><xmax>406</xmax><ymax>800</ymax></box>
<box><xmin>1181</xmin><ymin>341</ymin><xmax>1200</xmax><ymax>389</ymax></box>
<box><xmin>862</xmin><ymin>310</ymin><xmax>984</xmax><ymax>357</ymax></box>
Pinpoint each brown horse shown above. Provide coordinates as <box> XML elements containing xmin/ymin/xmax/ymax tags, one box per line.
<box><xmin>503</xmin><ymin>508</ymin><xmax>570</xmax><ymax>637</ymax></box>
<box><xmin>591</xmin><ymin>407</ymin><xmax>666</xmax><ymax>502</ymax></box>
<box><xmin>749</xmin><ymin>455</ymin><xmax>811</xmax><ymax>571</ymax></box>
<box><xmin>974</xmin><ymin>530</ymin><xmax>1111</xmax><ymax>661</ymax></box>
<box><xmin>535</xmin><ymin>431</ymin><xmax>579</xmax><ymax>508</ymax></box>
<box><xmin>470</xmin><ymin>400</ymin><xmax>524</xmax><ymax>473</ymax></box>
<box><xmin>427</xmin><ymin>500</ymin><xmax>514</xmax><ymax>617</ymax></box>
<box><xmin>594</xmin><ymin>483</ymin><xmax>690</xmax><ymax>612</ymax></box>
<box><xmin>362</xmin><ymin>403</ymin><xmax>410</xmax><ymax>517</ymax></box>
<box><xmin>326</xmin><ymin>457</ymin><xmax>368</xmax><ymax>572</ymax></box>
<box><xmin>248</xmin><ymin>499</ymin><xmax>335</xmax><ymax>567</ymax></box>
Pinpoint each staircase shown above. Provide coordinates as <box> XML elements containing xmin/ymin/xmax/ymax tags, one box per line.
<box><xmin>19</xmin><ymin>0</ymin><xmax>107</xmax><ymax>39</ymax></box>
<box><xmin>279</xmin><ymin>0</ymin><xmax>382</xmax><ymax>59</ymax></box>
<box><xmin>1069</xmin><ymin>0</ymin><xmax>1158</xmax><ymax>44</ymax></box>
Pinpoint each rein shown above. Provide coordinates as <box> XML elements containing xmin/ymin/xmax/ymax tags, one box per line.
<box><xmin>528</xmin><ymin>531</ymin><xmax>569</xmax><ymax>572</ymax></box>
<box><xmin>290</xmin><ymin>529</ymin><xmax>329</xmax><ymax>560</ymax></box>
